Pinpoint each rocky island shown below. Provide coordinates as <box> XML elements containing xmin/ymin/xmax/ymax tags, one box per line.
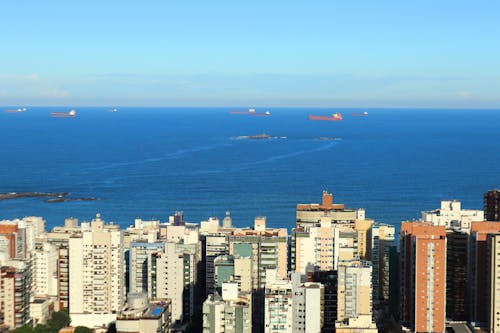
<box><xmin>0</xmin><ymin>192</ymin><xmax>97</xmax><ymax>203</ymax></box>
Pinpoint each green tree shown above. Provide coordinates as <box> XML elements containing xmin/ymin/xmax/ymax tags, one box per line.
<box><xmin>34</xmin><ymin>324</ymin><xmax>52</xmax><ymax>333</ymax></box>
<box><xmin>74</xmin><ymin>326</ymin><xmax>92</xmax><ymax>333</ymax></box>
<box><xmin>12</xmin><ymin>325</ymin><xmax>34</xmax><ymax>333</ymax></box>
<box><xmin>47</xmin><ymin>309</ymin><xmax>71</xmax><ymax>332</ymax></box>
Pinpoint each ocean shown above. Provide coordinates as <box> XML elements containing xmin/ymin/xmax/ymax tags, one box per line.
<box><xmin>1</xmin><ymin>107</ymin><xmax>499</xmax><ymax>232</ymax></box>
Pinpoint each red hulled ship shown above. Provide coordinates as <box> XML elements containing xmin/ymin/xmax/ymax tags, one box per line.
<box><xmin>308</xmin><ymin>113</ymin><xmax>343</xmax><ymax>121</ymax></box>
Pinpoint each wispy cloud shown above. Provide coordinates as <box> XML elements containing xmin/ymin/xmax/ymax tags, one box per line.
<box><xmin>457</xmin><ymin>91</ymin><xmax>472</xmax><ymax>98</ymax></box>
<box><xmin>40</xmin><ymin>88</ymin><xmax>70</xmax><ymax>98</ymax></box>
<box><xmin>0</xmin><ymin>73</ymin><xmax>70</xmax><ymax>104</ymax></box>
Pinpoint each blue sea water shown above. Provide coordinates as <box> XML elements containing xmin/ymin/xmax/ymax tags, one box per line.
<box><xmin>1</xmin><ymin>107</ymin><xmax>499</xmax><ymax>232</ymax></box>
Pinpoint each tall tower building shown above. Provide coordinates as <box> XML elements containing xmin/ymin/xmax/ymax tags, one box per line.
<box><xmin>400</xmin><ymin>222</ymin><xmax>446</xmax><ymax>333</ymax></box>
<box><xmin>204</xmin><ymin>234</ymin><xmax>229</xmax><ymax>296</ymax></box>
<box><xmin>446</xmin><ymin>231</ymin><xmax>468</xmax><ymax>321</ymax></box>
<box><xmin>307</xmin><ymin>270</ymin><xmax>337</xmax><ymax>333</ymax></box>
<box><xmin>264</xmin><ymin>271</ymin><xmax>293</xmax><ymax>333</ymax></box>
<box><xmin>128</xmin><ymin>241</ymin><xmax>165</xmax><ymax>294</ymax></box>
<box><xmin>0</xmin><ymin>259</ymin><xmax>31</xmax><ymax>329</ymax></box>
<box><xmin>335</xmin><ymin>260</ymin><xmax>377</xmax><ymax>333</ymax></box>
<box><xmin>421</xmin><ymin>200</ymin><xmax>484</xmax><ymax>231</ymax></box>
<box><xmin>371</xmin><ymin>223</ymin><xmax>395</xmax><ymax>306</ymax></box>
<box><xmin>150</xmin><ymin>242</ymin><xmax>198</xmax><ymax>324</ymax></box>
<box><xmin>485</xmin><ymin>190</ymin><xmax>500</xmax><ymax>221</ymax></box>
<box><xmin>32</xmin><ymin>241</ymin><xmax>58</xmax><ymax>298</ymax></box>
<box><xmin>468</xmin><ymin>221</ymin><xmax>500</xmax><ymax>327</ymax></box>
<box><xmin>295</xmin><ymin>192</ymin><xmax>363</xmax><ymax>230</ymax></box>
<box><xmin>291</xmin><ymin>273</ymin><xmax>324</xmax><ymax>333</ymax></box>
<box><xmin>489</xmin><ymin>233</ymin><xmax>500</xmax><ymax>333</ymax></box>
<box><xmin>228</xmin><ymin>218</ymin><xmax>288</xmax><ymax>289</ymax></box>
<box><xmin>68</xmin><ymin>215</ymin><xmax>125</xmax><ymax>326</ymax></box>
<box><xmin>202</xmin><ymin>282</ymin><xmax>252</xmax><ymax>333</ymax></box>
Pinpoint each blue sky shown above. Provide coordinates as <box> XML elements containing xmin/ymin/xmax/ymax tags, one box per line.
<box><xmin>1</xmin><ymin>0</ymin><xmax>499</xmax><ymax>107</ymax></box>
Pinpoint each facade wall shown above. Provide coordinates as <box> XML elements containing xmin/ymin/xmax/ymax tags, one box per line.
<box><xmin>485</xmin><ymin>190</ymin><xmax>500</xmax><ymax>221</ymax></box>
<box><xmin>69</xmin><ymin>218</ymin><xmax>125</xmax><ymax>317</ymax></box>
<box><xmin>490</xmin><ymin>234</ymin><xmax>500</xmax><ymax>333</ymax></box>
<box><xmin>400</xmin><ymin>222</ymin><xmax>446</xmax><ymax>333</ymax></box>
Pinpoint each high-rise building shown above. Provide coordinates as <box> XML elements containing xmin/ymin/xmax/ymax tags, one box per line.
<box><xmin>39</xmin><ymin>217</ymin><xmax>83</xmax><ymax>310</ymax></box>
<box><xmin>468</xmin><ymin>221</ymin><xmax>500</xmax><ymax>327</ymax></box>
<box><xmin>32</xmin><ymin>241</ymin><xmax>58</xmax><ymax>298</ymax></box>
<box><xmin>446</xmin><ymin>230</ymin><xmax>468</xmax><ymax>321</ymax></box>
<box><xmin>421</xmin><ymin>200</ymin><xmax>484</xmax><ymax>231</ymax></box>
<box><xmin>0</xmin><ymin>259</ymin><xmax>31</xmax><ymax>329</ymax></box>
<box><xmin>212</xmin><ymin>255</ymin><xmax>252</xmax><ymax>294</ymax></box>
<box><xmin>400</xmin><ymin>222</ymin><xmax>446</xmax><ymax>333</ymax></box>
<box><xmin>68</xmin><ymin>215</ymin><xmax>125</xmax><ymax>327</ymax></box>
<box><xmin>489</xmin><ymin>233</ymin><xmax>500</xmax><ymax>333</ymax></box>
<box><xmin>228</xmin><ymin>217</ymin><xmax>288</xmax><ymax>289</ymax></box>
<box><xmin>227</xmin><ymin>219</ymin><xmax>287</xmax><ymax>332</ymax></box>
<box><xmin>0</xmin><ymin>217</ymin><xmax>46</xmax><ymax>260</ymax></box>
<box><xmin>291</xmin><ymin>219</ymin><xmax>335</xmax><ymax>274</ymax></box>
<box><xmin>295</xmin><ymin>192</ymin><xmax>364</xmax><ymax>230</ymax></box>
<box><xmin>355</xmin><ymin>219</ymin><xmax>373</xmax><ymax>260</ymax></box>
<box><xmin>128</xmin><ymin>241</ymin><xmax>165</xmax><ymax>294</ymax></box>
<box><xmin>204</xmin><ymin>234</ymin><xmax>229</xmax><ymax>296</ymax></box>
<box><xmin>264</xmin><ymin>270</ymin><xmax>324</xmax><ymax>333</ymax></box>
<box><xmin>371</xmin><ymin>223</ymin><xmax>395</xmax><ymax>306</ymax></box>
<box><xmin>307</xmin><ymin>270</ymin><xmax>337</xmax><ymax>333</ymax></box>
<box><xmin>150</xmin><ymin>242</ymin><xmax>198</xmax><ymax>324</ymax></box>
<box><xmin>0</xmin><ymin>222</ymin><xmax>25</xmax><ymax>259</ymax></box>
<box><xmin>124</xmin><ymin>219</ymin><xmax>161</xmax><ymax>246</ymax></box>
<box><xmin>291</xmin><ymin>273</ymin><xmax>324</xmax><ymax>333</ymax></box>
<box><xmin>202</xmin><ymin>282</ymin><xmax>252</xmax><ymax>333</ymax></box>
<box><xmin>291</xmin><ymin>220</ymin><xmax>358</xmax><ymax>274</ymax></box>
<box><xmin>485</xmin><ymin>190</ymin><xmax>500</xmax><ymax>222</ymax></box>
<box><xmin>264</xmin><ymin>271</ymin><xmax>293</xmax><ymax>333</ymax></box>
<box><xmin>335</xmin><ymin>260</ymin><xmax>377</xmax><ymax>333</ymax></box>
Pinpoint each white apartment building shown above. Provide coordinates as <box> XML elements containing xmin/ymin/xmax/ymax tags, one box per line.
<box><xmin>69</xmin><ymin>215</ymin><xmax>124</xmax><ymax>327</ymax></box>
<box><xmin>33</xmin><ymin>241</ymin><xmax>58</xmax><ymax>298</ymax></box>
<box><xmin>202</xmin><ymin>282</ymin><xmax>252</xmax><ymax>333</ymax></box>
<box><xmin>264</xmin><ymin>271</ymin><xmax>293</xmax><ymax>333</ymax></box>
<box><xmin>128</xmin><ymin>241</ymin><xmax>165</xmax><ymax>294</ymax></box>
<box><xmin>204</xmin><ymin>234</ymin><xmax>229</xmax><ymax>295</ymax></box>
<box><xmin>421</xmin><ymin>200</ymin><xmax>484</xmax><ymax>231</ymax></box>
<box><xmin>292</xmin><ymin>217</ymin><xmax>365</xmax><ymax>275</ymax></box>
<box><xmin>291</xmin><ymin>273</ymin><xmax>324</xmax><ymax>333</ymax></box>
<box><xmin>336</xmin><ymin>260</ymin><xmax>377</xmax><ymax>332</ymax></box>
<box><xmin>150</xmin><ymin>241</ymin><xmax>198</xmax><ymax>323</ymax></box>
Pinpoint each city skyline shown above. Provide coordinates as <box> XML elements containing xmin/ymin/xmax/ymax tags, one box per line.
<box><xmin>1</xmin><ymin>1</ymin><xmax>500</xmax><ymax>108</ymax></box>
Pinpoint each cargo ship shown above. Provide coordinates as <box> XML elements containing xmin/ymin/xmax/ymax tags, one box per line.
<box><xmin>4</xmin><ymin>107</ymin><xmax>27</xmax><ymax>113</ymax></box>
<box><xmin>51</xmin><ymin>109</ymin><xmax>77</xmax><ymax>118</ymax></box>
<box><xmin>308</xmin><ymin>113</ymin><xmax>343</xmax><ymax>121</ymax></box>
<box><xmin>352</xmin><ymin>111</ymin><xmax>368</xmax><ymax>117</ymax></box>
<box><xmin>229</xmin><ymin>109</ymin><xmax>271</xmax><ymax>116</ymax></box>
<box><xmin>252</xmin><ymin>111</ymin><xmax>271</xmax><ymax>116</ymax></box>
<box><xmin>108</xmin><ymin>108</ymin><xmax>118</xmax><ymax>112</ymax></box>
<box><xmin>230</xmin><ymin>108</ymin><xmax>257</xmax><ymax>115</ymax></box>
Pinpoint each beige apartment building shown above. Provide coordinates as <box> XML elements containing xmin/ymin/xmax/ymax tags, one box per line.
<box><xmin>69</xmin><ymin>215</ymin><xmax>125</xmax><ymax>327</ymax></box>
<box><xmin>0</xmin><ymin>259</ymin><xmax>31</xmax><ymax>329</ymax></box>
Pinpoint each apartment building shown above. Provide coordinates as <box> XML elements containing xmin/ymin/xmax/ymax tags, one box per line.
<box><xmin>68</xmin><ymin>215</ymin><xmax>125</xmax><ymax>327</ymax></box>
<box><xmin>336</xmin><ymin>260</ymin><xmax>377</xmax><ymax>333</ymax></box>
<box><xmin>202</xmin><ymin>282</ymin><xmax>252</xmax><ymax>333</ymax></box>
<box><xmin>400</xmin><ymin>222</ymin><xmax>446</xmax><ymax>333</ymax></box>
